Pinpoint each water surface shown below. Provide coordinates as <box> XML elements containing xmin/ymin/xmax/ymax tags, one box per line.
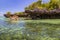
<box><xmin>0</xmin><ymin>17</ymin><xmax>60</xmax><ymax>40</ymax></box>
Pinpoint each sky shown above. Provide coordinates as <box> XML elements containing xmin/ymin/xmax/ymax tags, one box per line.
<box><xmin>0</xmin><ymin>0</ymin><xmax>49</xmax><ymax>16</ymax></box>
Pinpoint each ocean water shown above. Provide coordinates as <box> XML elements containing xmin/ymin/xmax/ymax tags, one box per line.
<box><xmin>0</xmin><ymin>16</ymin><xmax>25</xmax><ymax>34</ymax></box>
<box><xmin>0</xmin><ymin>16</ymin><xmax>60</xmax><ymax>40</ymax></box>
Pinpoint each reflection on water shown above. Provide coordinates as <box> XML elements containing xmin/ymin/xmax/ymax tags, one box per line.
<box><xmin>0</xmin><ymin>17</ymin><xmax>60</xmax><ymax>40</ymax></box>
<box><xmin>0</xmin><ymin>18</ymin><xmax>25</xmax><ymax>35</ymax></box>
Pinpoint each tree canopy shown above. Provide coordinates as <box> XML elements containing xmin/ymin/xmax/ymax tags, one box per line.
<box><xmin>25</xmin><ymin>0</ymin><xmax>60</xmax><ymax>10</ymax></box>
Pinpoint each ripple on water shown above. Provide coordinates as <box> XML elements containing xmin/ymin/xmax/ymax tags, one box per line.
<box><xmin>0</xmin><ymin>19</ymin><xmax>25</xmax><ymax>34</ymax></box>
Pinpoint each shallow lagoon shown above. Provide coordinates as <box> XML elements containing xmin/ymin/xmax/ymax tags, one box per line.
<box><xmin>0</xmin><ymin>17</ymin><xmax>60</xmax><ymax>40</ymax></box>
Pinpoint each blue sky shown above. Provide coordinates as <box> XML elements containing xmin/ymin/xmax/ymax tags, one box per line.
<box><xmin>0</xmin><ymin>0</ymin><xmax>49</xmax><ymax>16</ymax></box>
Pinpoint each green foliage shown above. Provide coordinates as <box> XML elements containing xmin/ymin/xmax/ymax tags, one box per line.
<box><xmin>6</xmin><ymin>12</ymin><xmax>11</xmax><ymax>15</ymax></box>
<box><xmin>25</xmin><ymin>0</ymin><xmax>60</xmax><ymax>10</ymax></box>
<box><xmin>49</xmin><ymin>0</ymin><xmax>59</xmax><ymax>10</ymax></box>
<box><xmin>25</xmin><ymin>0</ymin><xmax>42</xmax><ymax>10</ymax></box>
<box><xmin>14</xmin><ymin>12</ymin><xmax>24</xmax><ymax>15</ymax></box>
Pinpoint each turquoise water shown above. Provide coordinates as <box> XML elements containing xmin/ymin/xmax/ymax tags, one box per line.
<box><xmin>0</xmin><ymin>16</ymin><xmax>60</xmax><ymax>40</ymax></box>
<box><xmin>0</xmin><ymin>16</ymin><xmax>25</xmax><ymax>36</ymax></box>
